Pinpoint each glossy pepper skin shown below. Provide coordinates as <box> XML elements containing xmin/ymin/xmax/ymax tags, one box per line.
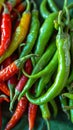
<box><xmin>0</xmin><ymin>0</ymin><xmax>31</xmax><ymax>64</ymax></box>
<box><xmin>47</xmin><ymin>0</ymin><xmax>59</xmax><ymax>12</ymax></box>
<box><xmin>28</xmin><ymin>102</ymin><xmax>38</xmax><ymax>130</ymax></box>
<box><xmin>34</xmin><ymin>12</ymin><xmax>58</xmax><ymax>63</ymax></box>
<box><xmin>25</xmin><ymin>28</ymin><xmax>70</xmax><ymax>105</ymax></box>
<box><xmin>40</xmin><ymin>0</ymin><xmax>50</xmax><ymax>19</ymax></box>
<box><xmin>0</xmin><ymin>82</ymin><xmax>10</xmax><ymax>96</ymax></box>
<box><xmin>19</xmin><ymin>6</ymin><xmax>40</xmax><ymax>58</ymax></box>
<box><xmin>5</xmin><ymin>96</ymin><xmax>28</xmax><ymax>130</ymax></box>
<box><xmin>0</xmin><ymin>54</ymin><xmax>35</xmax><ymax>81</ymax></box>
<box><xmin>35</xmin><ymin>51</ymin><xmax>57</xmax><ymax>97</ymax></box>
<box><xmin>0</xmin><ymin>4</ymin><xmax>11</xmax><ymax>56</ymax></box>
<box><xmin>18</xmin><ymin>41</ymin><xmax>56</xmax><ymax>99</ymax></box>
<box><xmin>9</xmin><ymin>59</ymin><xmax>32</xmax><ymax>111</ymax></box>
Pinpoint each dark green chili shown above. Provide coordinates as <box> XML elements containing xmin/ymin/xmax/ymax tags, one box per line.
<box><xmin>19</xmin><ymin>1</ymin><xmax>40</xmax><ymax>58</ymax></box>
<box><xmin>47</xmin><ymin>0</ymin><xmax>59</xmax><ymax>12</ymax></box>
<box><xmin>18</xmin><ymin>41</ymin><xmax>56</xmax><ymax>99</ymax></box>
<box><xmin>34</xmin><ymin>12</ymin><xmax>58</xmax><ymax>63</ymax></box>
<box><xmin>40</xmin><ymin>0</ymin><xmax>50</xmax><ymax>19</ymax></box>
<box><xmin>23</xmin><ymin>12</ymin><xmax>70</xmax><ymax>105</ymax></box>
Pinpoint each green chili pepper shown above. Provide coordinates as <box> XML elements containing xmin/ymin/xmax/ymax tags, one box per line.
<box><xmin>34</xmin><ymin>12</ymin><xmax>58</xmax><ymax>63</ymax></box>
<box><xmin>23</xmin><ymin>11</ymin><xmax>70</xmax><ymax>105</ymax></box>
<box><xmin>18</xmin><ymin>41</ymin><xmax>56</xmax><ymax>99</ymax></box>
<box><xmin>47</xmin><ymin>0</ymin><xmax>59</xmax><ymax>12</ymax></box>
<box><xmin>40</xmin><ymin>103</ymin><xmax>50</xmax><ymax>130</ymax></box>
<box><xmin>40</xmin><ymin>0</ymin><xmax>50</xmax><ymax>19</ymax></box>
<box><xmin>19</xmin><ymin>0</ymin><xmax>40</xmax><ymax>59</ymax></box>
<box><xmin>22</xmin><ymin>51</ymin><xmax>58</xmax><ymax>79</ymax></box>
<box><xmin>40</xmin><ymin>103</ymin><xmax>51</xmax><ymax>119</ymax></box>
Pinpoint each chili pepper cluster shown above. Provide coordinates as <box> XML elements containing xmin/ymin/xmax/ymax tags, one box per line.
<box><xmin>0</xmin><ymin>0</ymin><xmax>73</xmax><ymax>130</ymax></box>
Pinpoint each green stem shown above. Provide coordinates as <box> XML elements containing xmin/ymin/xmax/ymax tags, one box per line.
<box><xmin>31</xmin><ymin>0</ymin><xmax>37</xmax><ymax>10</ymax></box>
<box><xmin>45</xmin><ymin>119</ymin><xmax>50</xmax><ymax>130</ymax></box>
<box><xmin>63</xmin><ymin>105</ymin><xmax>73</xmax><ymax>110</ymax></box>
<box><xmin>63</xmin><ymin>0</ymin><xmax>68</xmax><ymax>9</ymax></box>
<box><xmin>26</xmin><ymin>0</ymin><xmax>30</xmax><ymax>11</ymax></box>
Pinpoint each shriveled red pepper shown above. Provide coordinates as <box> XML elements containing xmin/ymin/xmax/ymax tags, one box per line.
<box><xmin>6</xmin><ymin>0</ymin><xmax>22</xmax><ymax>12</ymax></box>
<box><xmin>11</xmin><ymin>1</ymin><xmax>26</xmax><ymax>21</ymax></box>
<box><xmin>5</xmin><ymin>96</ymin><xmax>28</xmax><ymax>130</ymax></box>
<box><xmin>0</xmin><ymin>82</ymin><xmax>10</xmax><ymax>96</ymax></box>
<box><xmin>0</xmin><ymin>95</ymin><xmax>10</xmax><ymax>103</ymax></box>
<box><xmin>28</xmin><ymin>102</ymin><xmax>38</xmax><ymax>130</ymax></box>
<box><xmin>10</xmin><ymin>59</ymin><xmax>32</xmax><ymax>111</ymax></box>
<box><xmin>0</xmin><ymin>54</ymin><xmax>34</xmax><ymax>82</ymax></box>
<box><xmin>0</xmin><ymin>4</ymin><xmax>11</xmax><ymax>56</ymax></box>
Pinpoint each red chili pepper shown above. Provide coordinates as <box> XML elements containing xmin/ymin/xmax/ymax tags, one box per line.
<box><xmin>0</xmin><ymin>104</ymin><xmax>2</xmax><ymax>130</ymax></box>
<box><xmin>5</xmin><ymin>96</ymin><xmax>28</xmax><ymax>130</ymax></box>
<box><xmin>0</xmin><ymin>82</ymin><xmax>10</xmax><ymax>96</ymax></box>
<box><xmin>0</xmin><ymin>57</ymin><xmax>12</xmax><ymax>70</ymax></box>
<box><xmin>11</xmin><ymin>1</ymin><xmax>26</xmax><ymax>21</ymax></box>
<box><xmin>1</xmin><ymin>54</ymin><xmax>18</xmax><ymax>101</ymax></box>
<box><xmin>28</xmin><ymin>102</ymin><xmax>38</xmax><ymax>130</ymax></box>
<box><xmin>8</xmin><ymin>75</ymin><xmax>18</xmax><ymax>101</ymax></box>
<box><xmin>10</xmin><ymin>59</ymin><xmax>32</xmax><ymax>111</ymax></box>
<box><xmin>0</xmin><ymin>95</ymin><xmax>10</xmax><ymax>103</ymax></box>
<box><xmin>0</xmin><ymin>4</ymin><xmax>11</xmax><ymax>56</ymax></box>
<box><xmin>6</xmin><ymin>0</ymin><xmax>22</xmax><ymax>12</ymax></box>
<box><xmin>0</xmin><ymin>54</ymin><xmax>34</xmax><ymax>81</ymax></box>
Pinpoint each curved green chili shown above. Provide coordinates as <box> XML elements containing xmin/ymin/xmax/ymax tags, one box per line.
<box><xmin>22</xmin><ymin>51</ymin><xmax>58</xmax><ymax>79</ymax></box>
<box><xmin>18</xmin><ymin>41</ymin><xmax>56</xmax><ymax>99</ymax></box>
<box><xmin>34</xmin><ymin>12</ymin><xmax>58</xmax><ymax>63</ymax></box>
<box><xmin>47</xmin><ymin>0</ymin><xmax>59</xmax><ymax>12</ymax></box>
<box><xmin>40</xmin><ymin>0</ymin><xmax>50</xmax><ymax>19</ymax></box>
<box><xmin>40</xmin><ymin>103</ymin><xmax>50</xmax><ymax>130</ymax></box>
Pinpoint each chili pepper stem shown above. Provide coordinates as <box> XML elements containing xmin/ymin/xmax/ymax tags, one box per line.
<box><xmin>3</xmin><ymin>3</ymin><xmax>10</xmax><ymax>14</ymax></box>
<box><xmin>9</xmin><ymin>90</ymin><xmax>20</xmax><ymax>112</ymax></box>
<box><xmin>26</xmin><ymin>0</ymin><xmax>30</xmax><ymax>11</ymax></box>
<box><xmin>16</xmin><ymin>54</ymin><xmax>38</xmax><ymax>68</ymax></box>
<box><xmin>63</xmin><ymin>105</ymin><xmax>73</xmax><ymax>110</ymax></box>
<box><xmin>31</xmin><ymin>0</ymin><xmax>37</xmax><ymax>10</ymax></box>
<box><xmin>45</xmin><ymin>119</ymin><xmax>50</xmax><ymax>130</ymax></box>
<box><xmin>8</xmin><ymin>84</ymin><xmax>15</xmax><ymax>101</ymax></box>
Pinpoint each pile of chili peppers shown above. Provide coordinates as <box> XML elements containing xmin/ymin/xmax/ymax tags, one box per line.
<box><xmin>0</xmin><ymin>0</ymin><xmax>73</xmax><ymax>129</ymax></box>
